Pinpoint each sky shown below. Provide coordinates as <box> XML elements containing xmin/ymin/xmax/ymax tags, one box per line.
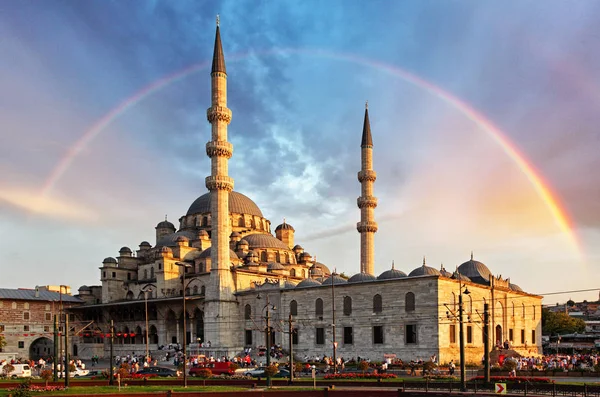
<box><xmin>0</xmin><ymin>0</ymin><xmax>598</xmax><ymax>305</ymax></box>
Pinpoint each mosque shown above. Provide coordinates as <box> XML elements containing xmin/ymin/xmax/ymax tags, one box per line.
<box><xmin>70</xmin><ymin>21</ymin><xmax>542</xmax><ymax>364</ymax></box>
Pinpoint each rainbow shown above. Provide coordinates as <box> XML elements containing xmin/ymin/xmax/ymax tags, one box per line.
<box><xmin>39</xmin><ymin>48</ymin><xmax>581</xmax><ymax>256</ymax></box>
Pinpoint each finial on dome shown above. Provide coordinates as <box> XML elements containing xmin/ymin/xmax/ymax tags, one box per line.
<box><xmin>440</xmin><ymin>263</ymin><xmax>444</xmax><ymax>270</ymax></box>
<box><xmin>283</xmin><ymin>217</ymin><xmax>286</xmax><ymax>224</ymax></box>
<box><xmin>423</xmin><ymin>256</ymin><xmax>426</xmax><ymax>266</ymax></box>
<box><xmin>216</xmin><ymin>14</ymin><xmax>220</xmax><ymax>27</ymax></box>
<box><xmin>165</xmin><ymin>214</ymin><xmax>168</xmax><ymax>221</ymax></box>
<box><xmin>391</xmin><ymin>260</ymin><xmax>395</xmax><ymax>270</ymax></box>
<box><xmin>470</xmin><ymin>251</ymin><xmax>473</xmax><ymax>260</ymax></box>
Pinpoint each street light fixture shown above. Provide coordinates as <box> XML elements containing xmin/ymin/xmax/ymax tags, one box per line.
<box><xmin>175</xmin><ymin>261</ymin><xmax>192</xmax><ymax>388</ymax></box>
<box><xmin>458</xmin><ymin>284</ymin><xmax>471</xmax><ymax>392</ymax></box>
<box><xmin>142</xmin><ymin>287</ymin><xmax>152</xmax><ymax>364</ymax></box>
<box><xmin>330</xmin><ymin>270</ymin><xmax>337</xmax><ymax>374</ymax></box>
<box><xmin>257</xmin><ymin>293</ymin><xmax>276</xmax><ymax>387</ymax></box>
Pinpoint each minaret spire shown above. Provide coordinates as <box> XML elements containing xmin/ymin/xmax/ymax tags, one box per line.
<box><xmin>357</xmin><ymin>103</ymin><xmax>378</xmax><ymax>275</ymax></box>
<box><xmin>211</xmin><ymin>16</ymin><xmax>226</xmax><ymax>74</ymax></box>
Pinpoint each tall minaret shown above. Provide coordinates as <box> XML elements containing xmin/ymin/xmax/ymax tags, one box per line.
<box><xmin>356</xmin><ymin>102</ymin><xmax>378</xmax><ymax>275</ymax></box>
<box><xmin>204</xmin><ymin>16</ymin><xmax>238</xmax><ymax>351</ymax></box>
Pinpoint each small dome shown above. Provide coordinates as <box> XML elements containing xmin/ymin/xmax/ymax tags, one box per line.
<box><xmin>309</xmin><ymin>265</ymin><xmax>323</xmax><ymax>276</ymax></box>
<box><xmin>451</xmin><ymin>272</ymin><xmax>471</xmax><ymax>282</ymax></box>
<box><xmin>267</xmin><ymin>262</ymin><xmax>285</xmax><ymax>271</ymax></box>
<box><xmin>198</xmin><ymin>247</ymin><xmax>238</xmax><ymax>259</ymax></box>
<box><xmin>156</xmin><ymin>220</ymin><xmax>175</xmax><ymax>229</ymax></box>
<box><xmin>440</xmin><ymin>266</ymin><xmax>452</xmax><ymax>278</ymax></box>
<box><xmin>103</xmin><ymin>257</ymin><xmax>117</xmax><ymax>264</ymax></box>
<box><xmin>230</xmin><ymin>231</ymin><xmax>241</xmax><ymax>237</ymax></box>
<box><xmin>78</xmin><ymin>285</ymin><xmax>91</xmax><ymax>291</ymax></box>
<box><xmin>160</xmin><ymin>246</ymin><xmax>173</xmax><ymax>255</ymax></box>
<box><xmin>198</xmin><ymin>230</ymin><xmax>209</xmax><ymax>238</ymax></box>
<box><xmin>246</xmin><ymin>250</ymin><xmax>258</xmax><ymax>258</ymax></box>
<box><xmin>293</xmin><ymin>245</ymin><xmax>303</xmax><ymax>251</ymax></box>
<box><xmin>275</xmin><ymin>222</ymin><xmax>295</xmax><ymax>232</ymax></box>
<box><xmin>299</xmin><ymin>252</ymin><xmax>312</xmax><ymax>262</ymax></box>
<box><xmin>283</xmin><ymin>280</ymin><xmax>297</xmax><ymax>289</ymax></box>
<box><xmin>321</xmin><ymin>274</ymin><xmax>347</xmax><ymax>286</ymax></box>
<box><xmin>176</xmin><ymin>236</ymin><xmax>189</xmax><ymax>243</ymax></box>
<box><xmin>509</xmin><ymin>283</ymin><xmax>523</xmax><ymax>292</ymax></box>
<box><xmin>243</xmin><ymin>233</ymin><xmax>292</xmax><ymax>250</ymax></box>
<box><xmin>313</xmin><ymin>262</ymin><xmax>330</xmax><ymax>274</ymax></box>
<box><xmin>237</xmin><ymin>239</ymin><xmax>249</xmax><ymax>247</ymax></box>
<box><xmin>408</xmin><ymin>264</ymin><xmax>441</xmax><ymax>277</ymax></box>
<box><xmin>316</xmin><ymin>277</ymin><xmax>327</xmax><ymax>283</ymax></box>
<box><xmin>378</xmin><ymin>268</ymin><xmax>407</xmax><ymax>280</ymax></box>
<box><xmin>457</xmin><ymin>253</ymin><xmax>492</xmax><ymax>285</ymax></box>
<box><xmin>296</xmin><ymin>278</ymin><xmax>322</xmax><ymax>288</ymax></box>
<box><xmin>348</xmin><ymin>272</ymin><xmax>377</xmax><ymax>283</ymax></box>
<box><xmin>119</xmin><ymin>246</ymin><xmax>132</xmax><ymax>253</ymax></box>
<box><xmin>139</xmin><ymin>241</ymin><xmax>151</xmax><ymax>247</ymax></box>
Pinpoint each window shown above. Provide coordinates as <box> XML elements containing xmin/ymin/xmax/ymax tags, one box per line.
<box><xmin>373</xmin><ymin>326</ymin><xmax>384</xmax><ymax>344</ymax></box>
<box><xmin>23</xmin><ymin>325</ymin><xmax>30</xmax><ymax>332</ymax></box>
<box><xmin>292</xmin><ymin>328</ymin><xmax>298</xmax><ymax>345</ymax></box>
<box><xmin>373</xmin><ymin>294</ymin><xmax>382</xmax><ymax>313</ymax></box>
<box><xmin>315</xmin><ymin>298</ymin><xmax>323</xmax><ymax>317</ymax></box>
<box><xmin>127</xmin><ymin>273</ymin><xmax>131</xmax><ymax>280</ymax></box>
<box><xmin>449</xmin><ymin>324</ymin><xmax>456</xmax><ymax>344</ymax></box>
<box><xmin>12</xmin><ymin>302</ymin><xmax>17</xmax><ymax>309</ymax></box>
<box><xmin>406</xmin><ymin>324</ymin><xmax>417</xmax><ymax>344</ymax></box>
<box><xmin>512</xmin><ymin>302</ymin><xmax>515</xmax><ymax>317</ymax></box>
<box><xmin>531</xmin><ymin>330</ymin><xmax>536</xmax><ymax>343</ymax></box>
<box><xmin>44</xmin><ymin>326</ymin><xmax>50</xmax><ymax>332</ymax></box>
<box><xmin>201</xmin><ymin>286</ymin><xmax>205</xmax><ymax>295</ymax></box>
<box><xmin>0</xmin><ymin>325</ymin><xmax>4</xmax><ymax>332</ymax></box>
<box><xmin>520</xmin><ymin>329</ymin><xmax>525</xmax><ymax>344</ymax></box>
<box><xmin>103</xmin><ymin>271</ymin><xmax>106</xmax><ymax>278</ymax></box>
<box><xmin>45</xmin><ymin>313</ymin><xmax>52</xmax><ymax>321</ymax></box>
<box><xmin>533</xmin><ymin>305</ymin><xmax>536</xmax><ymax>320</ymax></box>
<box><xmin>343</xmin><ymin>296</ymin><xmax>352</xmax><ymax>316</ymax></box>
<box><xmin>344</xmin><ymin>327</ymin><xmax>353</xmax><ymax>344</ymax></box>
<box><xmin>509</xmin><ymin>329</ymin><xmax>514</xmax><ymax>343</ymax></box>
<box><xmin>18</xmin><ymin>341</ymin><xmax>24</xmax><ymax>349</ymax></box>
<box><xmin>405</xmin><ymin>292</ymin><xmax>415</xmax><ymax>312</ymax></box>
<box><xmin>245</xmin><ymin>330</ymin><xmax>252</xmax><ymax>346</ymax></box>
<box><xmin>23</xmin><ymin>312</ymin><xmax>30</xmax><ymax>321</ymax></box>
<box><xmin>193</xmin><ymin>286</ymin><xmax>198</xmax><ymax>295</ymax></box>
<box><xmin>112</xmin><ymin>272</ymin><xmax>116</xmax><ymax>278</ymax></box>
<box><xmin>467</xmin><ymin>325</ymin><xmax>473</xmax><ymax>343</ymax></box>
<box><xmin>158</xmin><ymin>263</ymin><xmax>162</xmax><ymax>270</ymax></box>
<box><xmin>316</xmin><ymin>328</ymin><xmax>325</xmax><ymax>345</ymax></box>
<box><xmin>244</xmin><ymin>304</ymin><xmax>251</xmax><ymax>320</ymax></box>
<box><xmin>290</xmin><ymin>268</ymin><xmax>296</xmax><ymax>277</ymax></box>
<box><xmin>24</xmin><ymin>303</ymin><xmax>29</xmax><ymax>310</ymax></box>
<box><xmin>150</xmin><ymin>267</ymin><xmax>155</xmax><ymax>279</ymax></box>
<box><xmin>290</xmin><ymin>300</ymin><xmax>298</xmax><ymax>316</ymax></box>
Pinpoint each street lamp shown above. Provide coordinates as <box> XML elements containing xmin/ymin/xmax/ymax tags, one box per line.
<box><xmin>330</xmin><ymin>270</ymin><xmax>337</xmax><ymax>374</ymax></box>
<box><xmin>458</xmin><ymin>284</ymin><xmax>471</xmax><ymax>392</ymax></box>
<box><xmin>142</xmin><ymin>287</ymin><xmax>152</xmax><ymax>363</ymax></box>
<box><xmin>257</xmin><ymin>293</ymin><xmax>276</xmax><ymax>387</ymax></box>
<box><xmin>196</xmin><ymin>337</ymin><xmax>202</xmax><ymax>358</ymax></box>
<box><xmin>175</xmin><ymin>261</ymin><xmax>192</xmax><ymax>388</ymax></box>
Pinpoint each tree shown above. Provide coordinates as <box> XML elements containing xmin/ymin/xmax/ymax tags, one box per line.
<box><xmin>40</xmin><ymin>369</ymin><xmax>53</xmax><ymax>387</ymax></box>
<box><xmin>542</xmin><ymin>308</ymin><xmax>585</xmax><ymax>335</ymax></box>
<box><xmin>2</xmin><ymin>363</ymin><xmax>14</xmax><ymax>378</ymax></box>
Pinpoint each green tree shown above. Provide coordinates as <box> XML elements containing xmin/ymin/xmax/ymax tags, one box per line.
<box><xmin>542</xmin><ymin>308</ymin><xmax>585</xmax><ymax>335</ymax></box>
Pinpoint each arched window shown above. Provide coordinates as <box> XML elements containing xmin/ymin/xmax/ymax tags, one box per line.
<box><xmin>452</xmin><ymin>292</ymin><xmax>457</xmax><ymax>312</ymax></box>
<box><xmin>126</xmin><ymin>291</ymin><xmax>134</xmax><ymax>300</ymax></box>
<box><xmin>144</xmin><ymin>269</ymin><xmax>148</xmax><ymax>280</ymax></box>
<box><xmin>343</xmin><ymin>296</ymin><xmax>352</xmax><ymax>316</ymax></box>
<box><xmin>512</xmin><ymin>302</ymin><xmax>515</xmax><ymax>317</ymax></box>
<box><xmin>290</xmin><ymin>300</ymin><xmax>298</xmax><ymax>316</ymax></box>
<box><xmin>238</xmin><ymin>217</ymin><xmax>244</xmax><ymax>227</ymax></box>
<box><xmin>290</xmin><ymin>268</ymin><xmax>296</xmax><ymax>277</ymax></box>
<box><xmin>405</xmin><ymin>292</ymin><xmax>415</xmax><ymax>312</ymax></box>
<box><xmin>244</xmin><ymin>304</ymin><xmax>251</xmax><ymax>320</ymax></box>
<box><xmin>373</xmin><ymin>294</ymin><xmax>383</xmax><ymax>313</ymax></box>
<box><xmin>467</xmin><ymin>295</ymin><xmax>473</xmax><ymax>314</ymax></box>
<box><xmin>150</xmin><ymin>267</ymin><xmax>155</xmax><ymax>279</ymax></box>
<box><xmin>261</xmin><ymin>251</ymin><xmax>267</xmax><ymax>262</ymax></box>
<box><xmin>533</xmin><ymin>305</ymin><xmax>536</xmax><ymax>320</ymax></box>
<box><xmin>202</xmin><ymin>217</ymin><xmax>208</xmax><ymax>226</ymax></box>
<box><xmin>316</xmin><ymin>298</ymin><xmax>323</xmax><ymax>316</ymax></box>
<box><xmin>193</xmin><ymin>286</ymin><xmax>198</xmax><ymax>295</ymax></box>
<box><xmin>200</xmin><ymin>286</ymin><xmax>206</xmax><ymax>295</ymax></box>
<box><xmin>522</xmin><ymin>303</ymin><xmax>526</xmax><ymax>318</ymax></box>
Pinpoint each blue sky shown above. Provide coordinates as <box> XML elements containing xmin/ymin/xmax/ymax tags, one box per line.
<box><xmin>0</xmin><ymin>0</ymin><xmax>598</xmax><ymax>304</ymax></box>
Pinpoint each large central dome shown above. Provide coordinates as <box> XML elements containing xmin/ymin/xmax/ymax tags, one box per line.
<box><xmin>187</xmin><ymin>191</ymin><xmax>264</xmax><ymax>217</ymax></box>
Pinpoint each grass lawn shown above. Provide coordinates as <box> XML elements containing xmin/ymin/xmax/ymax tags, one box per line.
<box><xmin>0</xmin><ymin>385</ymin><xmax>247</xmax><ymax>396</ymax></box>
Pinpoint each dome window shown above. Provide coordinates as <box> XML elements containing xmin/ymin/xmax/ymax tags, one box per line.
<box><xmin>405</xmin><ymin>292</ymin><xmax>415</xmax><ymax>312</ymax></box>
<box><xmin>373</xmin><ymin>294</ymin><xmax>382</xmax><ymax>313</ymax></box>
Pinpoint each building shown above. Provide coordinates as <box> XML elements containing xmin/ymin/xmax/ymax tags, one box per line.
<box><xmin>0</xmin><ymin>286</ymin><xmax>82</xmax><ymax>360</ymax></box>
<box><xmin>66</xmin><ymin>20</ymin><xmax>542</xmax><ymax>364</ymax></box>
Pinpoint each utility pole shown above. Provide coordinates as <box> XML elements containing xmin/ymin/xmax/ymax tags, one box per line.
<box><xmin>53</xmin><ymin>315</ymin><xmax>58</xmax><ymax>382</ymax></box>
<box><xmin>109</xmin><ymin>320</ymin><xmax>115</xmax><ymax>386</ymax></box>
<box><xmin>483</xmin><ymin>303</ymin><xmax>490</xmax><ymax>385</ymax></box>
<box><xmin>266</xmin><ymin>305</ymin><xmax>271</xmax><ymax>387</ymax></box>
<box><xmin>331</xmin><ymin>272</ymin><xmax>337</xmax><ymax>374</ymax></box>
<box><xmin>288</xmin><ymin>314</ymin><xmax>294</xmax><ymax>383</ymax></box>
<box><xmin>64</xmin><ymin>314</ymin><xmax>69</xmax><ymax>387</ymax></box>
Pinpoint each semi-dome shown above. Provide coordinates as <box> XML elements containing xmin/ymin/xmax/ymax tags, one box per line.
<box><xmin>187</xmin><ymin>191</ymin><xmax>263</xmax><ymax>217</ymax></box>
<box><xmin>348</xmin><ymin>272</ymin><xmax>377</xmax><ymax>283</ymax></box>
<box><xmin>119</xmin><ymin>246</ymin><xmax>132</xmax><ymax>253</ymax></box>
<box><xmin>267</xmin><ymin>262</ymin><xmax>285</xmax><ymax>271</ymax></box>
<box><xmin>378</xmin><ymin>267</ymin><xmax>407</xmax><ymax>280</ymax></box>
<box><xmin>457</xmin><ymin>253</ymin><xmax>492</xmax><ymax>285</ymax></box>
<box><xmin>321</xmin><ymin>275</ymin><xmax>347</xmax><ymax>286</ymax></box>
<box><xmin>275</xmin><ymin>222</ymin><xmax>295</xmax><ymax>232</ymax></box>
<box><xmin>509</xmin><ymin>283</ymin><xmax>523</xmax><ymax>292</ymax></box>
<box><xmin>156</xmin><ymin>220</ymin><xmax>175</xmax><ymax>229</ymax></box>
<box><xmin>243</xmin><ymin>233</ymin><xmax>291</xmax><ymax>250</ymax></box>
<box><xmin>198</xmin><ymin>246</ymin><xmax>238</xmax><ymax>260</ymax></box>
<box><xmin>296</xmin><ymin>278</ymin><xmax>322</xmax><ymax>288</ymax></box>
<box><xmin>103</xmin><ymin>257</ymin><xmax>117</xmax><ymax>264</ymax></box>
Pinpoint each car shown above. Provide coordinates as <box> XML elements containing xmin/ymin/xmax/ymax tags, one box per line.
<box><xmin>0</xmin><ymin>364</ymin><xmax>31</xmax><ymax>378</ymax></box>
<box><xmin>189</xmin><ymin>362</ymin><xmax>234</xmax><ymax>376</ymax></box>
<box><xmin>78</xmin><ymin>370</ymin><xmax>104</xmax><ymax>379</ymax></box>
<box><xmin>244</xmin><ymin>367</ymin><xmax>266</xmax><ymax>377</ymax></box>
<box><xmin>273</xmin><ymin>369</ymin><xmax>290</xmax><ymax>378</ymax></box>
<box><xmin>135</xmin><ymin>367</ymin><xmax>179</xmax><ymax>377</ymax></box>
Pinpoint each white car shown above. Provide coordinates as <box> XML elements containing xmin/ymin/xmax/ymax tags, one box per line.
<box><xmin>58</xmin><ymin>368</ymin><xmax>90</xmax><ymax>377</ymax></box>
<box><xmin>1</xmin><ymin>363</ymin><xmax>31</xmax><ymax>378</ymax></box>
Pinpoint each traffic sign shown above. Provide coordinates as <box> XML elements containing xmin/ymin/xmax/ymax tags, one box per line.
<box><xmin>495</xmin><ymin>383</ymin><xmax>507</xmax><ymax>394</ymax></box>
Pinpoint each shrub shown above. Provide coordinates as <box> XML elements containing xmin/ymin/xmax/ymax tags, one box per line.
<box><xmin>229</xmin><ymin>362</ymin><xmax>240</xmax><ymax>372</ymax></box>
<box><xmin>195</xmin><ymin>368</ymin><xmax>213</xmax><ymax>379</ymax></box>
<box><xmin>40</xmin><ymin>369</ymin><xmax>53</xmax><ymax>386</ymax></box>
<box><xmin>264</xmin><ymin>365</ymin><xmax>279</xmax><ymax>378</ymax></box>
<box><xmin>325</xmin><ymin>373</ymin><xmax>397</xmax><ymax>380</ymax></box>
<box><xmin>294</xmin><ymin>362</ymin><xmax>304</xmax><ymax>374</ymax></box>
<box><xmin>358</xmin><ymin>361</ymin><xmax>369</xmax><ymax>373</ymax></box>
<box><xmin>502</xmin><ymin>358</ymin><xmax>517</xmax><ymax>372</ymax></box>
<box><xmin>423</xmin><ymin>361</ymin><xmax>437</xmax><ymax>373</ymax></box>
<box><xmin>2</xmin><ymin>363</ymin><xmax>15</xmax><ymax>377</ymax></box>
<box><xmin>12</xmin><ymin>378</ymin><xmax>32</xmax><ymax>397</ymax></box>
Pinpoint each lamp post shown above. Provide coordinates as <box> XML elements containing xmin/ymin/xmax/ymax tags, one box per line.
<box><xmin>257</xmin><ymin>294</ymin><xmax>276</xmax><ymax>387</ymax></box>
<box><xmin>330</xmin><ymin>270</ymin><xmax>337</xmax><ymax>374</ymax></box>
<box><xmin>458</xmin><ymin>284</ymin><xmax>471</xmax><ymax>392</ymax></box>
<box><xmin>196</xmin><ymin>337</ymin><xmax>202</xmax><ymax>358</ymax></box>
<box><xmin>142</xmin><ymin>287</ymin><xmax>152</xmax><ymax>363</ymax></box>
<box><xmin>58</xmin><ymin>285</ymin><xmax>68</xmax><ymax>379</ymax></box>
<box><xmin>175</xmin><ymin>261</ymin><xmax>192</xmax><ymax>388</ymax></box>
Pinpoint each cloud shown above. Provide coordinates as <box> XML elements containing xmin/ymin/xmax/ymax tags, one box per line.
<box><xmin>0</xmin><ymin>188</ymin><xmax>96</xmax><ymax>221</ymax></box>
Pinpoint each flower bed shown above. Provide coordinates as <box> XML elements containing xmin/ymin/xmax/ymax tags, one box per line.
<box><xmin>324</xmin><ymin>373</ymin><xmax>397</xmax><ymax>380</ymax></box>
<box><xmin>471</xmin><ymin>375</ymin><xmax>553</xmax><ymax>383</ymax></box>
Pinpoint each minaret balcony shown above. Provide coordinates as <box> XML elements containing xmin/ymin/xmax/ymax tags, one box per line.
<box><xmin>358</xmin><ymin>170</ymin><xmax>377</xmax><ymax>182</ymax></box>
<box><xmin>206</xmin><ymin>106</ymin><xmax>232</xmax><ymax>124</ymax></box>
<box><xmin>205</xmin><ymin>175</ymin><xmax>234</xmax><ymax>192</ymax></box>
<box><xmin>206</xmin><ymin>141</ymin><xmax>233</xmax><ymax>159</ymax></box>
<box><xmin>357</xmin><ymin>196</ymin><xmax>378</xmax><ymax>209</ymax></box>
<box><xmin>357</xmin><ymin>221</ymin><xmax>378</xmax><ymax>233</ymax></box>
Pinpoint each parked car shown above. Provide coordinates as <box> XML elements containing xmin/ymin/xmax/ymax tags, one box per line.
<box><xmin>273</xmin><ymin>369</ymin><xmax>290</xmax><ymax>378</ymax></box>
<box><xmin>0</xmin><ymin>364</ymin><xmax>31</xmax><ymax>378</ymax></box>
<box><xmin>58</xmin><ymin>368</ymin><xmax>90</xmax><ymax>377</ymax></box>
<box><xmin>244</xmin><ymin>367</ymin><xmax>266</xmax><ymax>377</ymax></box>
<box><xmin>78</xmin><ymin>370</ymin><xmax>104</xmax><ymax>379</ymax></box>
<box><xmin>136</xmin><ymin>367</ymin><xmax>179</xmax><ymax>377</ymax></box>
<box><xmin>190</xmin><ymin>362</ymin><xmax>234</xmax><ymax>376</ymax></box>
